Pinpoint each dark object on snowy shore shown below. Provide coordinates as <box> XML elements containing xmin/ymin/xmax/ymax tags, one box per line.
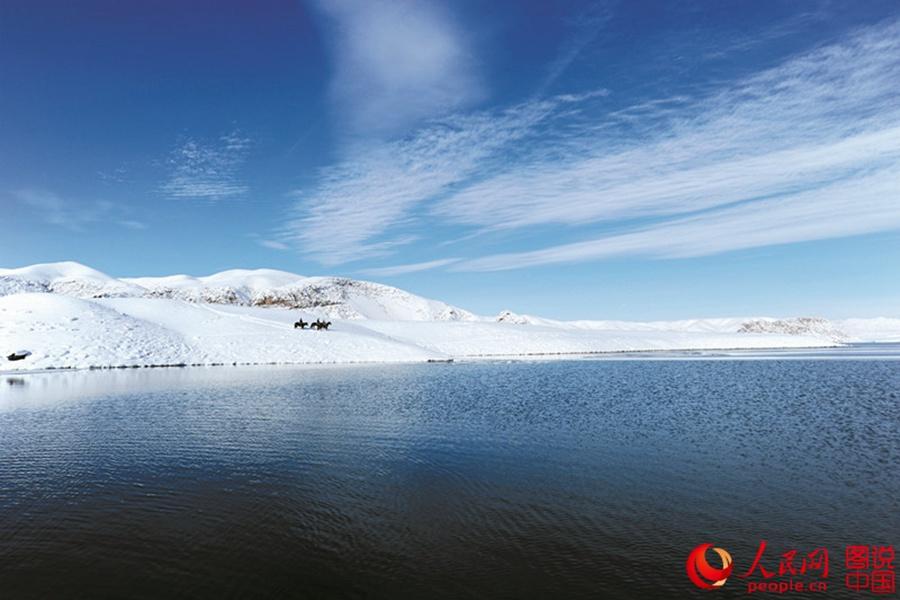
<box><xmin>311</xmin><ymin>319</ymin><xmax>331</xmax><ymax>330</ymax></box>
<box><xmin>7</xmin><ymin>350</ymin><xmax>32</xmax><ymax>361</ymax></box>
<box><xmin>294</xmin><ymin>319</ymin><xmax>308</xmax><ymax>329</ymax></box>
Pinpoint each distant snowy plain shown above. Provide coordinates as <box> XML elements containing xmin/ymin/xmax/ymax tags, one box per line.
<box><xmin>2</xmin><ymin>262</ymin><xmax>898</xmax><ymax>372</ymax></box>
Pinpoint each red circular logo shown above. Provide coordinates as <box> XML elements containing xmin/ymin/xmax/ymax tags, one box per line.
<box><xmin>687</xmin><ymin>543</ymin><xmax>734</xmax><ymax>589</ymax></box>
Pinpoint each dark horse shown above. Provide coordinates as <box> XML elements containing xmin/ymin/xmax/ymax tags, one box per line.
<box><xmin>293</xmin><ymin>319</ymin><xmax>308</xmax><ymax>329</ymax></box>
<box><xmin>311</xmin><ymin>319</ymin><xmax>332</xmax><ymax>331</ymax></box>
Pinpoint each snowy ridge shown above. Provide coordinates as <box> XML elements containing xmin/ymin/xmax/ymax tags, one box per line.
<box><xmin>248</xmin><ymin>277</ymin><xmax>476</xmax><ymax>321</ymax></box>
<box><xmin>123</xmin><ymin>269</ymin><xmax>305</xmax><ymax>306</ymax></box>
<box><xmin>496</xmin><ymin>310</ymin><xmax>536</xmax><ymax>325</ymax></box>
<box><xmin>130</xmin><ymin>275</ymin><xmax>476</xmax><ymax>321</ymax></box>
<box><xmin>2</xmin><ymin>262</ymin><xmax>474</xmax><ymax>322</ymax></box>
<box><xmin>0</xmin><ymin>262</ymin><xmax>146</xmax><ymax>298</ymax></box>
<box><xmin>124</xmin><ymin>269</ymin><xmax>475</xmax><ymax>321</ymax></box>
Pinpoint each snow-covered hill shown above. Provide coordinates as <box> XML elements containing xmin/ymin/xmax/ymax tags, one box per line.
<box><xmin>0</xmin><ymin>294</ymin><xmax>438</xmax><ymax>370</ymax></box>
<box><xmin>0</xmin><ymin>262</ymin><xmax>146</xmax><ymax>298</ymax></box>
<box><xmin>123</xmin><ymin>269</ymin><xmax>305</xmax><ymax>305</ymax></box>
<box><xmin>737</xmin><ymin>317</ymin><xmax>847</xmax><ymax>340</ymax></box>
<box><xmin>2</xmin><ymin>262</ymin><xmax>475</xmax><ymax>321</ymax></box>
<box><xmin>1</xmin><ymin>261</ymin><xmax>898</xmax><ymax>372</ymax></box>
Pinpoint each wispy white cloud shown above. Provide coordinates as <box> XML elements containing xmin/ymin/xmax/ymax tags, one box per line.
<box><xmin>283</xmin><ymin>98</ymin><xmax>570</xmax><ymax>264</ymax></box>
<box><xmin>535</xmin><ymin>2</ymin><xmax>612</xmax><ymax>95</ymax></box>
<box><xmin>434</xmin><ymin>18</ymin><xmax>900</xmax><ymax>231</ymax></box>
<box><xmin>258</xmin><ymin>239</ymin><xmax>290</xmax><ymax>251</ymax></box>
<box><xmin>700</xmin><ymin>6</ymin><xmax>831</xmax><ymax>61</ymax></box>
<box><xmin>454</xmin><ymin>164</ymin><xmax>900</xmax><ymax>271</ymax></box>
<box><xmin>289</xmin><ymin>17</ymin><xmax>900</xmax><ymax>271</ymax></box>
<box><xmin>97</xmin><ymin>167</ymin><xmax>129</xmax><ymax>184</ymax></box>
<box><xmin>315</xmin><ymin>0</ymin><xmax>482</xmax><ymax>137</ymax></box>
<box><xmin>161</xmin><ymin>130</ymin><xmax>251</xmax><ymax>200</ymax></box>
<box><xmin>13</xmin><ymin>189</ymin><xmax>77</xmax><ymax>229</ymax></box>
<box><xmin>12</xmin><ymin>189</ymin><xmax>146</xmax><ymax>232</ymax></box>
<box><xmin>118</xmin><ymin>219</ymin><xmax>148</xmax><ymax>230</ymax></box>
<box><xmin>357</xmin><ymin>257</ymin><xmax>460</xmax><ymax>277</ymax></box>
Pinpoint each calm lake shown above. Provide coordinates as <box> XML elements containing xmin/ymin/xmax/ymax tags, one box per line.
<box><xmin>1</xmin><ymin>346</ymin><xmax>898</xmax><ymax>599</ymax></box>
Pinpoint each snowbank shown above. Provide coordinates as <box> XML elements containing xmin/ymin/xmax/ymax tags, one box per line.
<box><xmin>0</xmin><ymin>294</ymin><xmax>439</xmax><ymax>371</ymax></box>
<box><xmin>1</xmin><ymin>293</ymin><xmax>833</xmax><ymax>372</ymax></box>
<box><xmin>0</xmin><ymin>294</ymin><xmax>193</xmax><ymax>369</ymax></box>
<box><xmin>837</xmin><ymin>318</ymin><xmax>900</xmax><ymax>343</ymax></box>
<box><xmin>353</xmin><ymin>320</ymin><xmax>832</xmax><ymax>358</ymax></box>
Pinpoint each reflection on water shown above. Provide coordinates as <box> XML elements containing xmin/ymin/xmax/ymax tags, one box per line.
<box><xmin>0</xmin><ymin>347</ymin><xmax>898</xmax><ymax>599</ymax></box>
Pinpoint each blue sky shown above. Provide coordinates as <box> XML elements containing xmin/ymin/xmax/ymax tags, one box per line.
<box><xmin>2</xmin><ymin>0</ymin><xmax>899</xmax><ymax>320</ymax></box>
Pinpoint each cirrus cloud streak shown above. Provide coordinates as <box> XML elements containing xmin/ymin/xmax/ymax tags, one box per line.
<box><xmin>288</xmin><ymin>17</ymin><xmax>900</xmax><ymax>273</ymax></box>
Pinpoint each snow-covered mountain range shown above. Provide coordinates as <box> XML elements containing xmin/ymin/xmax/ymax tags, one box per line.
<box><xmin>1</xmin><ymin>262</ymin><xmax>898</xmax><ymax>372</ymax></box>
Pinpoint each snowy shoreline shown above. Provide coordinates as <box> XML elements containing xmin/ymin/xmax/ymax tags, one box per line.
<box><xmin>2</xmin><ymin>262</ymin><xmax>898</xmax><ymax>374</ymax></box>
<box><xmin>0</xmin><ymin>293</ymin><xmax>842</xmax><ymax>373</ymax></box>
<box><xmin>0</xmin><ymin>344</ymin><xmax>853</xmax><ymax>376</ymax></box>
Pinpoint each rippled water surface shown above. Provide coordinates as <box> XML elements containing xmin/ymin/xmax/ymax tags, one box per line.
<box><xmin>1</xmin><ymin>347</ymin><xmax>898</xmax><ymax>599</ymax></box>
